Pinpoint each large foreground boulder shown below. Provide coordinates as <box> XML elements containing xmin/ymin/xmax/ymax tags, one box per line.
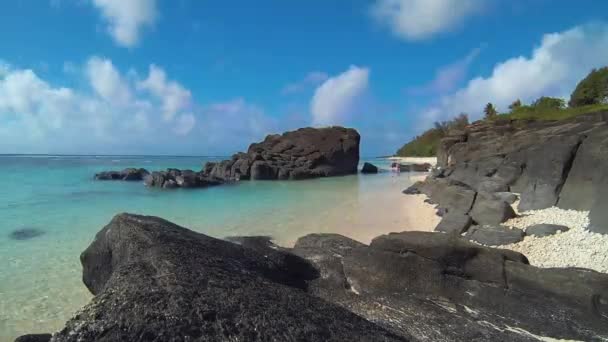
<box><xmin>203</xmin><ymin>127</ymin><xmax>360</xmax><ymax>181</ymax></box>
<box><xmin>49</xmin><ymin>214</ymin><xmax>404</xmax><ymax>342</ymax></box>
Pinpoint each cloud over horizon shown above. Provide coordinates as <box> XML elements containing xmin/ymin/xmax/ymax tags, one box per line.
<box><xmin>415</xmin><ymin>23</ymin><xmax>608</xmax><ymax>128</ymax></box>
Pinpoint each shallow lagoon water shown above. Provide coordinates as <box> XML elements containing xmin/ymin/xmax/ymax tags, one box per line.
<box><xmin>0</xmin><ymin>155</ymin><xmax>425</xmax><ymax>339</ymax></box>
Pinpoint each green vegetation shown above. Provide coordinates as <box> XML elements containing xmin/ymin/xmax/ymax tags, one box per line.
<box><xmin>498</xmin><ymin>102</ymin><xmax>608</xmax><ymax>121</ymax></box>
<box><xmin>396</xmin><ymin>66</ymin><xmax>608</xmax><ymax>157</ymax></box>
<box><xmin>484</xmin><ymin>103</ymin><xmax>497</xmax><ymax>119</ymax></box>
<box><xmin>569</xmin><ymin>67</ymin><xmax>608</xmax><ymax>107</ymax></box>
<box><xmin>395</xmin><ymin>113</ymin><xmax>468</xmax><ymax>157</ymax></box>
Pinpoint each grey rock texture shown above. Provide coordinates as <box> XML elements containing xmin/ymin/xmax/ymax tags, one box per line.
<box><xmin>466</xmin><ymin>225</ymin><xmax>525</xmax><ymax>245</ymax></box>
<box><xmin>408</xmin><ymin>111</ymin><xmax>608</xmax><ymax>234</ymax></box>
<box><xmin>525</xmin><ymin>223</ymin><xmax>569</xmax><ymax>237</ymax></box>
<box><xmin>50</xmin><ymin>214</ymin><xmax>405</xmax><ymax>342</ymax></box>
<box><xmin>27</xmin><ymin>216</ymin><xmax>608</xmax><ymax>341</ymax></box>
<box><xmin>204</xmin><ymin>127</ymin><xmax>360</xmax><ymax>181</ymax></box>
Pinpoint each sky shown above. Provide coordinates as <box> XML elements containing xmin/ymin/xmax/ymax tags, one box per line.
<box><xmin>1</xmin><ymin>0</ymin><xmax>608</xmax><ymax>156</ymax></box>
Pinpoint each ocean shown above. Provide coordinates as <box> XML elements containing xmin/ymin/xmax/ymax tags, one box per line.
<box><xmin>0</xmin><ymin>155</ymin><xmax>423</xmax><ymax>339</ymax></box>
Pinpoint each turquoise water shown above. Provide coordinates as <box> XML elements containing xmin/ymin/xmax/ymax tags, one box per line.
<box><xmin>0</xmin><ymin>155</ymin><xmax>418</xmax><ymax>339</ymax></box>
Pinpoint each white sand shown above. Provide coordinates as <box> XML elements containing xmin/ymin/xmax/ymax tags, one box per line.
<box><xmin>272</xmin><ymin>174</ymin><xmax>440</xmax><ymax>247</ymax></box>
<box><xmin>500</xmin><ymin>205</ymin><xmax>608</xmax><ymax>273</ymax></box>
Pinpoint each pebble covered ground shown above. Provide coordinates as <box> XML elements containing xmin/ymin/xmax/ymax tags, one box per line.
<box><xmin>500</xmin><ymin>205</ymin><xmax>608</xmax><ymax>273</ymax></box>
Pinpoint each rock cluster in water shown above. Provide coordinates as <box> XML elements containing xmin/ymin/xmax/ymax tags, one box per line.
<box><xmin>406</xmin><ymin>111</ymin><xmax>608</xmax><ymax>236</ymax></box>
<box><xmin>18</xmin><ymin>213</ymin><xmax>608</xmax><ymax>341</ymax></box>
<box><xmin>94</xmin><ymin>126</ymin><xmax>360</xmax><ymax>189</ymax></box>
<box><xmin>203</xmin><ymin>126</ymin><xmax>360</xmax><ymax>181</ymax></box>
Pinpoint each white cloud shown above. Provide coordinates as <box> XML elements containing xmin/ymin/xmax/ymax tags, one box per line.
<box><xmin>173</xmin><ymin>112</ymin><xmax>196</xmax><ymax>136</ymax></box>
<box><xmin>86</xmin><ymin>56</ymin><xmax>132</xmax><ymax>105</ymax></box>
<box><xmin>92</xmin><ymin>0</ymin><xmax>157</xmax><ymax>47</ymax></box>
<box><xmin>420</xmin><ymin>23</ymin><xmax>608</xmax><ymax>125</ymax></box>
<box><xmin>137</xmin><ymin>65</ymin><xmax>192</xmax><ymax>121</ymax></box>
<box><xmin>0</xmin><ymin>57</ymin><xmax>203</xmax><ymax>153</ymax></box>
<box><xmin>282</xmin><ymin>71</ymin><xmax>329</xmax><ymax>95</ymax></box>
<box><xmin>310</xmin><ymin>66</ymin><xmax>369</xmax><ymax>126</ymax></box>
<box><xmin>371</xmin><ymin>0</ymin><xmax>484</xmax><ymax>40</ymax></box>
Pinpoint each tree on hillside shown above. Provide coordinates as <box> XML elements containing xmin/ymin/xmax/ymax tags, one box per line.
<box><xmin>532</xmin><ymin>96</ymin><xmax>565</xmax><ymax>109</ymax></box>
<box><xmin>452</xmin><ymin>113</ymin><xmax>469</xmax><ymax>129</ymax></box>
<box><xmin>569</xmin><ymin>67</ymin><xmax>608</xmax><ymax>107</ymax></box>
<box><xmin>508</xmin><ymin>99</ymin><xmax>522</xmax><ymax>111</ymax></box>
<box><xmin>484</xmin><ymin>103</ymin><xmax>497</xmax><ymax>119</ymax></box>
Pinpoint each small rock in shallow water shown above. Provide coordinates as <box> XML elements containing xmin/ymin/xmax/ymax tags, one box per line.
<box><xmin>9</xmin><ymin>228</ymin><xmax>45</xmax><ymax>241</ymax></box>
<box><xmin>14</xmin><ymin>334</ymin><xmax>52</xmax><ymax>342</ymax></box>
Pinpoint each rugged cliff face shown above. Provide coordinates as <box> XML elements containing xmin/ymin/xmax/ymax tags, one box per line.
<box><xmin>204</xmin><ymin>126</ymin><xmax>361</xmax><ymax>181</ymax></box>
<box><xmin>427</xmin><ymin>111</ymin><xmax>608</xmax><ymax>234</ymax></box>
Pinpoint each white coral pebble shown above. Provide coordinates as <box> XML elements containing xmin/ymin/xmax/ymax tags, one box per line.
<box><xmin>500</xmin><ymin>206</ymin><xmax>608</xmax><ymax>273</ymax></box>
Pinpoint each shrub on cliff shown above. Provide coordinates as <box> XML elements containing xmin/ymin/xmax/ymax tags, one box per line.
<box><xmin>484</xmin><ymin>103</ymin><xmax>498</xmax><ymax>119</ymax></box>
<box><xmin>569</xmin><ymin>67</ymin><xmax>608</xmax><ymax>107</ymax></box>
<box><xmin>396</xmin><ymin>114</ymin><xmax>469</xmax><ymax>157</ymax></box>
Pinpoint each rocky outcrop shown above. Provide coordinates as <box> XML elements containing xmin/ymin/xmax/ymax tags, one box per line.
<box><xmin>24</xmin><ymin>215</ymin><xmax>608</xmax><ymax>341</ymax></box>
<box><xmin>94</xmin><ymin>127</ymin><xmax>360</xmax><ymax>189</ymax></box>
<box><xmin>410</xmin><ymin>111</ymin><xmax>608</xmax><ymax>235</ymax></box>
<box><xmin>48</xmin><ymin>214</ymin><xmax>404</xmax><ymax>342</ymax></box>
<box><xmin>557</xmin><ymin>125</ymin><xmax>608</xmax><ymax>233</ymax></box>
<box><xmin>203</xmin><ymin>127</ymin><xmax>360</xmax><ymax>181</ymax></box>
<box><xmin>94</xmin><ymin>168</ymin><xmax>149</xmax><ymax>181</ymax></box>
<box><xmin>143</xmin><ymin>169</ymin><xmax>223</xmax><ymax>189</ymax></box>
<box><xmin>361</xmin><ymin>162</ymin><xmax>379</xmax><ymax>174</ymax></box>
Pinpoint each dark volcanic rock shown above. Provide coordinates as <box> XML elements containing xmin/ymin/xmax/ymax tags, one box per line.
<box><xmin>558</xmin><ymin>127</ymin><xmax>608</xmax><ymax>233</ymax></box>
<box><xmin>53</xmin><ymin>214</ymin><xmax>403</xmax><ymax>342</ymax></box>
<box><xmin>23</xmin><ymin>217</ymin><xmax>608</xmax><ymax>342</ymax></box>
<box><xmin>417</xmin><ymin>178</ymin><xmax>476</xmax><ymax>214</ymax></box>
<box><xmin>526</xmin><ymin>223</ymin><xmax>569</xmax><ymax>237</ymax></box>
<box><xmin>95</xmin><ymin>168</ymin><xmax>149</xmax><ymax>181</ymax></box>
<box><xmin>493</xmin><ymin>191</ymin><xmax>518</xmax><ymax>204</ymax></box>
<box><xmin>470</xmin><ymin>193</ymin><xmax>516</xmax><ymax>225</ymax></box>
<box><xmin>14</xmin><ymin>334</ymin><xmax>52</xmax><ymax>342</ymax></box>
<box><xmin>435</xmin><ymin>212</ymin><xmax>472</xmax><ymax>234</ymax></box>
<box><xmin>298</xmin><ymin>231</ymin><xmax>608</xmax><ymax>341</ymax></box>
<box><xmin>466</xmin><ymin>225</ymin><xmax>524</xmax><ymax>245</ymax></box>
<box><xmin>204</xmin><ymin>126</ymin><xmax>360</xmax><ymax>181</ymax></box>
<box><xmin>429</xmin><ymin>112</ymin><xmax>608</xmax><ymax>232</ymax></box>
<box><xmin>142</xmin><ymin>169</ymin><xmax>222</xmax><ymax>189</ymax></box>
<box><xmin>9</xmin><ymin>228</ymin><xmax>45</xmax><ymax>241</ymax></box>
<box><xmin>361</xmin><ymin>162</ymin><xmax>379</xmax><ymax>174</ymax></box>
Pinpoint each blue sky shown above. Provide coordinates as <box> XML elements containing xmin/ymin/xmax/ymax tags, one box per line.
<box><xmin>1</xmin><ymin>0</ymin><xmax>607</xmax><ymax>156</ymax></box>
